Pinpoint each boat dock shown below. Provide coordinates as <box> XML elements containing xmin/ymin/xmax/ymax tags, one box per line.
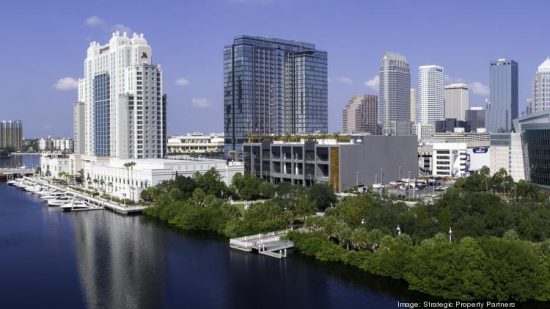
<box><xmin>22</xmin><ymin>177</ymin><xmax>147</xmax><ymax>215</ymax></box>
<box><xmin>0</xmin><ymin>168</ymin><xmax>35</xmax><ymax>180</ymax></box>
<box><xmin>229</xmin><ymin>229</ymin><xmax>294</xmax><ymax>258</ymax></box>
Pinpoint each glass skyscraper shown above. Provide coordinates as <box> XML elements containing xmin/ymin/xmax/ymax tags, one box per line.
<box><xmin>486</xmin><ymin>59</ymin><xmax>518</xmax><ymax>133</ymax></box>
<box><xmin>223</xmin><ymin>35</ymin><xmax>328</xmax><ymax>156</ymax></box>
<box><xmin>379</xmin><ymin>52</ymin><xmax>411</xmax><ymax>136</ymax></box>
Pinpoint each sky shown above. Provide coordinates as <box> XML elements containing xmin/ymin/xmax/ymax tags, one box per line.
<box><xmin>1</xmin><ymin>0</ymin><xmax>549</xmax><ymax>138</ymax></box>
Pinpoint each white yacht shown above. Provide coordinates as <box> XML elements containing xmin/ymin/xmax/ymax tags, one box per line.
<box><xmin>47</xmin><ymin>196</ymin><xmax>72</xmax><ymax>207</ymax></box>
<box><xmin>61</xmin><ymin>200</ymin><xmax>89</xmax><ymax>211</ymax></box>
<box><xmin>41</xmin><ymin>192</ymin><xmax>66</xmax><ymax>200</ymax></box>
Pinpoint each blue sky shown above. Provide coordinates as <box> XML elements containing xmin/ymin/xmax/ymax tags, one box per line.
<box><xmin>1</xmin><ymin>0</ymin><xmax>549</xmax><ymax>137</ymax></box>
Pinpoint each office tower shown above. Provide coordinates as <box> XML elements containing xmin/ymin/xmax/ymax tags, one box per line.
<box><xmin>223</xmin><ymin>36</ymin><xmax>328</xmax><ymax>156</ymax></box>
<box><xmin>531</xmin><ymin>57</ymin><xmax>550</xmax><ymax>113</ymax></box>
<box><xmin>73</xmin><ymin>101</ymin><xmax>85</xmax><ymax>155</ymax></box>
<box><xmin>342</xmin><ymin>95</ymin><xmax>378</xmax><ymax>134</ymax></box>
<box><xmin>444</xmin><ymin>83</ymin><xmax>469</xmax><ymax>121</ymax></box>
<box><xmin>379</xmin><ymin>52</ymin><xmax>410</xmax><ymax>135</ymax></box>
<box><xmin>0</xmin><ymin>120</ymin><xmax>22</xmax><ymax>150</ymax></box>
<box><xmin>486</xmin><ymin>59</ymin><xmax>518</xmax><ymax>133</ymax></box>
<box><xmin>466</xmin><ymin>107</ymin><xmax>485</xmax><ymax>132</ymax></box>
<box><xmin>410</xmin><ymin>88</ymin><xmax>417</xmax><ymax>123</ymax></box>
<box><xmin>78</xmin><ymin>31</ymin><xmax>167</xmax><ymax>159</ymax></box>
<box><xmin>418</xmin><ymin>65</ymin><xmax>445</xmax><ymax>126</ymax></box>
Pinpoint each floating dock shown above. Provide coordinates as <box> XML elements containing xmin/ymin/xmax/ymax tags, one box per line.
<box><xmin>230</xmin><ymin>229</ymin><xmax>294</xmax><ymax>258</ymax></box>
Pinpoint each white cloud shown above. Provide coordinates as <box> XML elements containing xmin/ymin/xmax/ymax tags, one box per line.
<box><xmin>175</xmin><ymin>78</ymin><xmax>190</xmax><ymax>87</ymax></box>
<box><xmin>54</xmin><ymin>77</ymin><xmax>78</xmax><ymax>91</ymax></box>
<box><xmin>445</xmin><ymin>74</ymin><xmax>465</xmax><ymax>84</ymax></box>
<box><xmin>192</xmin><ymin>98</ymin><xmax>211</xmax><ymax>108</ymax></box>
<box><xmin>334</xmin><ymin>77</ymin><xmax>353</xmax><ymax>85</ymax></box>
<box><xmin>85</xmin><ymin>16</ymin><xmax>132</xmax><ymax>34</ymax></box>
<box><xmin>364</xmin><ymin>75</ymin><xmax>379</xmax><ymax>90</ymax></box>
<box><xmin>111</xmin><ymin>23</ymin><xmax>131</xmax><ymax>34</ymax></box>
<box><xmin>85</xmin><ymin>16</ymin><xmax>105</xmax><ymax>27</ymax></box>
<box><xmin>469</xmin><ymin>81</ymin><xmax>490</xmax><ymax>96</ymax></box>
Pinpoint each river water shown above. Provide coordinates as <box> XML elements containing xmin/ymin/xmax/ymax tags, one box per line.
<box><xmin>0</xmin><ymin>156</ymin><xmax>539</xmax><ymax>309</ymax></box>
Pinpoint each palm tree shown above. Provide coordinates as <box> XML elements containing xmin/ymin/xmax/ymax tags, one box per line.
<box><xmin>124</xmin><ymin>161</ymin><xmax>137</xmax><ymax>200</ymax></box>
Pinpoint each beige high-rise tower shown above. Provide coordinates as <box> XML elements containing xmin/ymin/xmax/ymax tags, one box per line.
<box><xmin>342</xmin><ymin>95</ymin><xmax>378</xmax><ymax>134</ymax></box>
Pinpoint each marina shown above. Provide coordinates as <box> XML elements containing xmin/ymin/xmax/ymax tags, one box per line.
<box><xmin>7</xmin><ymin>176</ymin><xmax>146</xmax><ymax>215</ymax></box>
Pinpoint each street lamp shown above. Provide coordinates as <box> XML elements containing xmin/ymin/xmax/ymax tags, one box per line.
<box><xmin>448</xmin><ymin>227</ymin><xmax>453</xmax><ymax>242</ymax></box>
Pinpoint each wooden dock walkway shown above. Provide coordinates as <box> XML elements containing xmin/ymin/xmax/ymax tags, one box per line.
<box><xmin>229</xmin><ymin>229</ymin><xmax>294</xmax><ymax>258</ymax></box>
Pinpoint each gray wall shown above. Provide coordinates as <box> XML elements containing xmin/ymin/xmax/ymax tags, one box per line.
<box><xmin>338</xmin><ymin>136</ymin><xmax>418</xmax><ymax>191</ymax></box>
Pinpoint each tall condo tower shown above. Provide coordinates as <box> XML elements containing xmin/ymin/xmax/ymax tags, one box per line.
<box><xmin>78</xmin><ymin>31</ymin><xmax>167</xmax><ymax>159</ymax></box>
<box><xmin>444</xmin><ymin>83</ymin><xmax>469</xmax><ymax>121</ymax></box>
<box><xmin>379</xmin><ymin>52</ymin><xmax>410</xmax><ymax>135</ymax></box>
<box><xmin>342</xmin><ymin>95</ymin><xmax>378</xmax><ymax>134</ymax></box>
<box><xmin>410</xmin><ymin>88</ymin><xmax>417</xmax><ymax>124</ymax></box>
<box><xmin>0</xmin><ymin>120</ymin><xmax>22</xmax><ymax>150</ymax></box>
<box><xmin>418</xmin><ymin>65</ymin><xmax>445</xmax><ymax>125</ymax></box>
<box><xmin>531</xmin><ymin>58</ymin><xmax>550</xmax><ymax>114</ymax></box>
<box><xmin>223</xmin><ymin>35</ymin><xmax>328</xmax><ymax>155</ymax></box>
<box><xmin>486</xmin><ymin>59</ymin><xmax>518</xmax><ymax>133</ymax></box>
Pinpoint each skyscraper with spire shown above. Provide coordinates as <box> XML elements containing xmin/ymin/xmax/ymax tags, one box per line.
<box><xmin>378</xmin><ymin>52</ymin><xmax>410</xmax><ymax>135</ymax></box>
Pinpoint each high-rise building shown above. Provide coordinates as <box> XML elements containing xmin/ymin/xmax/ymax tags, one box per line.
<box><xmin>78</xmin><ymin>31</ymin><xmax>167</xmax><ymax>159</ymax></box>
<box><xmin>73</xmin><ymin>101</ymin><xmax>85</xmax><ymax>155</ymax></box>
<box><xmin>418</xmin><ymin>65</ymin><xmax>445</xmax><ymax>126</ymax></box>
<box><xmin>223</xmin><ymin>35</ymin><xmax>328</xmax><ymax>156</ymax></box>
<box><xmin>444</xmin><ymin>83</ymin><xmax>469</xmax><ymax>121</ymax></box>
<box><xmin>342</xmin><ymin>95</ymin><xmax>377</xmax><ymax>134</ymax></box>
<box><xmin>531</xmin><ymin>57</ymin><xmax>550</xmax><ymax>114</ymax></box>
<box><xmin>410</xmin><ymin>88</ymin><xmax>417</xmax><ymax>124</ymax></box>
<box><xmin>0</xmin><ymin>120</ymin><xmax>22</xmax><ymax>150</ymax></box>
<box><xmin>466</xmin><ymin>107</ymin><xmax>485</xmax><ymax>132</ymax></box>
<box><xmin>486</xmin><ymin>59</ymin><xmax>518</xmax><ymax>133</ymax></box>
<box><xmin>379</xmin><ymin>52</ymin><xmax>410</xmax><ymax>135</ymax></box>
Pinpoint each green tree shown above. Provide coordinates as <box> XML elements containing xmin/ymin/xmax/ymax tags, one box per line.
<box><xmin>308</xmin><ymin>183</ymin><xmax>337</xmax><ymax>211</ymax></box>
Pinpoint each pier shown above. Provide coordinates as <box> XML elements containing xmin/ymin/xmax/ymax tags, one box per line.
<box><xmin>230</xmin><ymin>229</ymin><xmax>294</xmax><ymax>258</ymax></box>
<box><xmin>0</xmin><ymin>168</ymin><xmax>35</xmax><ymax>180</ymax></box>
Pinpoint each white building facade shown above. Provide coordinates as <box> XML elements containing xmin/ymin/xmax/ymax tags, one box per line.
<box><xmin>431</xmin><ymin>142</ymin><xmax>467</xmax><ymax>177</ymax></box>
<box><xmin>444</xmin><ymin>83</ymin><xmax>469</xmax><ymax>121</ymax></box>
<box><xmin>531</xmin><ymin>58</ymin><xmax>550</xmax><ymax>114</ymax></box>
<box><xmin>40</xmin><ymin>154</ymin><xmax>72</xmax><ymax>178</ymax></box>
<box><xmin>78</xmin><ymin>31</ymin><xmax>166</xmax><ymax>159</ymax></box>
<box><xmin>167</xmin><ymin>133</ymin><xmax>225</xmax><ymax>154</ymax></box>
<box><xmin>39</xmin><ymin>137</ymin><xmax>74</xmax><ymax>153</ymax></box>
<box><xmin>80</xmin><ymin>156</ymin><xmax>244</xmax><ymax>202</ymax></box>
<box><xmin>418</xmin><ymin>65</ymin><xmax>445</xmax><ymax>126</ymax></box>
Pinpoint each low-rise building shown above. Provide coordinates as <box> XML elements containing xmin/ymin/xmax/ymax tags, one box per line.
<box><xmin>432</xmin><ymin>143</ymin><xmax>468</xmax><ymax>177</ymax></box>
<box><xmin>243</xmin><ymin>135</ymin><xmax>418</xmax><ymax>192</ymax></box>
<box><xmin>40</xmin><ymin>153</ymin><xmax>72</xmax><ymax>178</ymax></box>
<box><xmin>38</xmin><ymin>137</ymin><xmax>74</xmax><ymax>153</ymax></box>
<box><xmin>78</xmin><ymin>155</ymin><xmax>243</xmax><ymax>201</ymax></box>
<box><xmin>167</xmin><ymin>133</ymin><xmax>224</xmax><ymax>155</ymax></box>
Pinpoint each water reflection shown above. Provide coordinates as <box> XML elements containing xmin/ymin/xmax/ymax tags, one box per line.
<box><xmin>0</xmin><ymin>154</ymin><xmax>39</xmax><ymax>169</ymax></box>
<box><xmin>73</xmin><ymin>212</ymin><xmax>165</xmax><ymax>309</ymax></box>
<box><xmin>227</xmin><ymin>249</ymin><xmax>331</xmax><ymax>309</ymax></box>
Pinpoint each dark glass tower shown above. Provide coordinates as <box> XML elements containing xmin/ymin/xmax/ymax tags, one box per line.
<box><xmin>487</xmin><ymin>59</ymin><xmax>518</xmax><ymax>133</ymax></box>
<box><xmin>223</xmin><ymin>36</ymin><xmax>328</xmax><ymax>156</ymax></box>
